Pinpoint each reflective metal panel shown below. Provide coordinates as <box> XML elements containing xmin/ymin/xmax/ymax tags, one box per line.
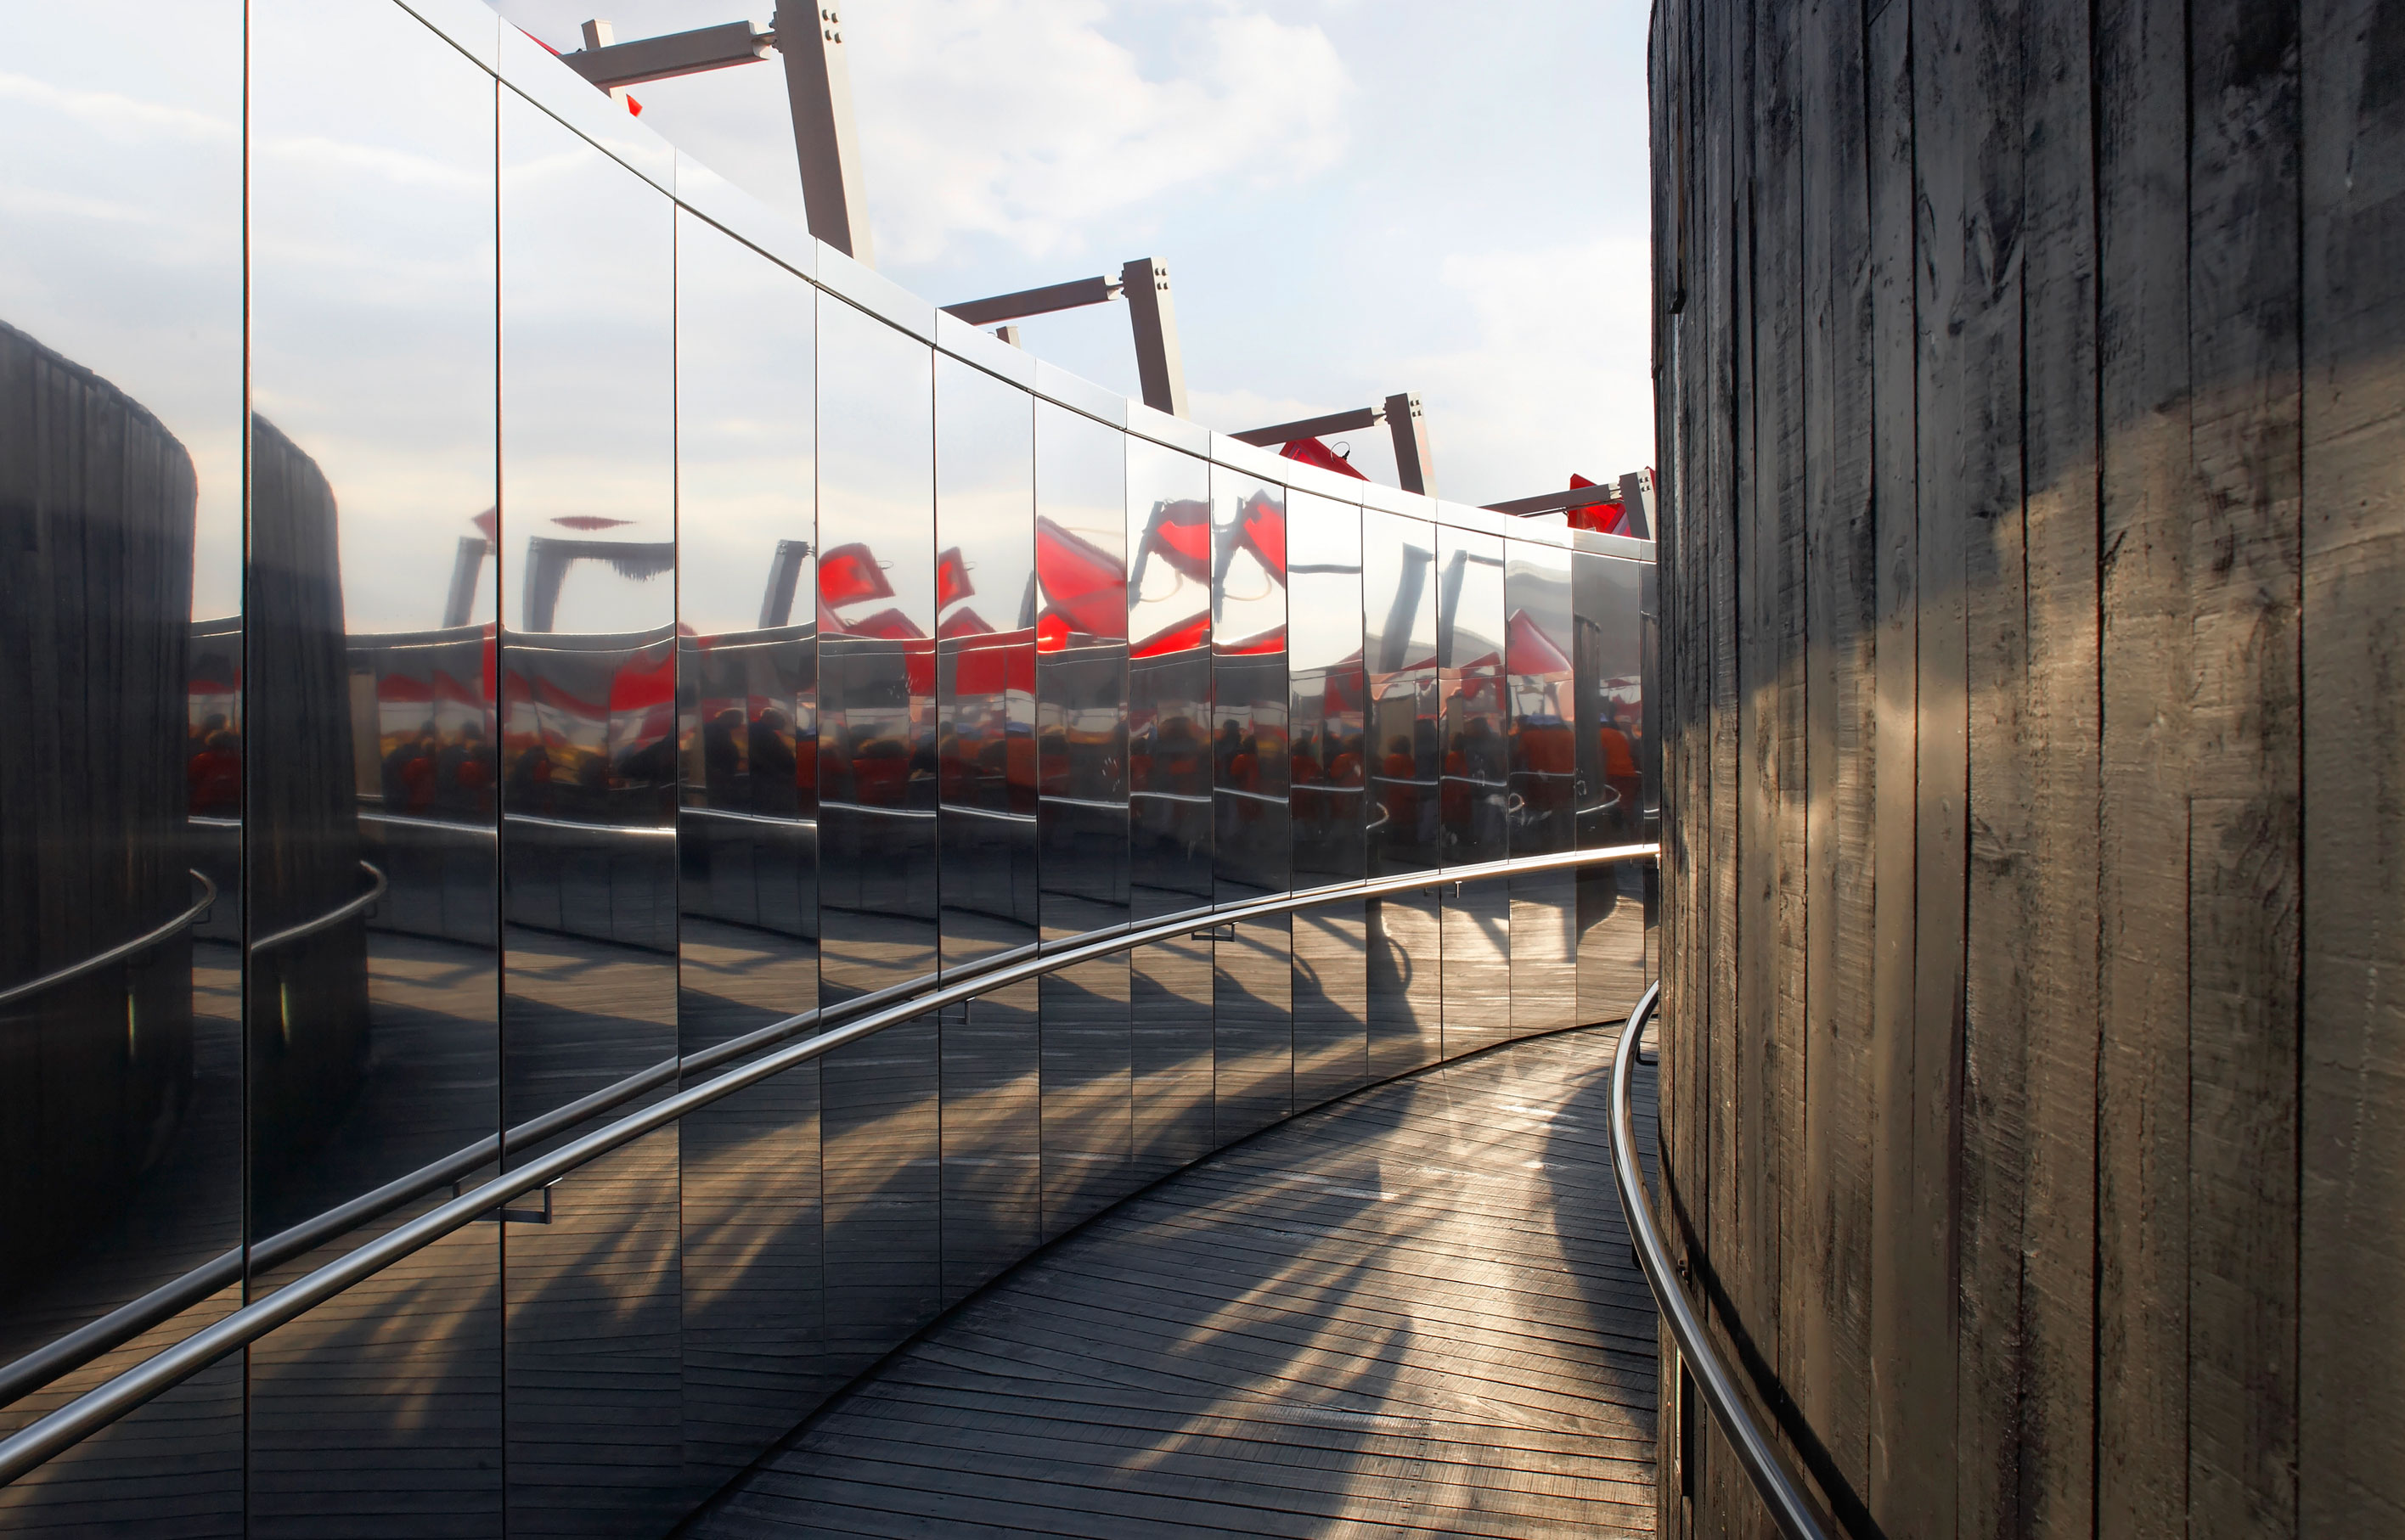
<box><xmin>935</xmin><ymin>355</ymin><xmax>1039</xmax><ymax>1298</ymax></box>
<box><xmin>673</xmin><ymin>211</ymin><xmax>824</xmax><ymax>1487</ymax></box>
<box><xmin>1505</xmin><ymin>542</ymin><xmax>1578</xmax><ymax>1040</ymax></box>
<box><xmin>1359</xmin><ymin>512</ymin><xmax>1439</xmax><ymax>1073</ymax></box>
<box><xmin>1291</xmin><ymin>899</ymin><xmax>1370</xmax><ymax>1108</ymax></box>
<box><xmin>1213</xmin><ymin>915</ymin><xmax>1293</xmax><ymax>1143</ymax></box>
<box><xmin>1287</xmin><ymin>491</ymin><xmax>1364</xmax><ymax>890</ymax></box>
<box><xmin>1124</xmin><ymin>438</ymin><xmax>1212</xmax><ymax>1184</ymax></box>
<box><xmin>814</xmin><ymin>296</ymin><xmax>940</xmax><ymax>1370</ymax></box>
<box><xmin>1361</xmin><ymin>510</ymin><xmax>1439</xmax><ymax>876</ymax></box>
<box><xmin>1574</xmin><ymin>553</ymin><xmax>1649</xmax><ymax>1026</ymax></box>
<box><xmin>245</xmin><ymin>2</ymin><xmax>504</xmax><ymax>1525</ymax></box>
<box><xmin>1034</xmin><ymin>402</ymin><xmax>1130</xmax><ymax>1234</ymax></box>
<box><xmin>498</xmin><ymin>88</ymin><xmax>682</xmax><ymax>1537</ymax></box>
<box><xmin>1211</xmin><ymin>470</ymin><xmax>1290</xmax><ymax>902</ymax></box>
<box><xmin>1438</xmin><ymin>528</ymin><xmax>1509</xmax><ymax>1060</ymax></box>
<box><xmin>0</xmin><ymin>8</ymin><xmax>245</xmax><ymax>1531</ymax></box>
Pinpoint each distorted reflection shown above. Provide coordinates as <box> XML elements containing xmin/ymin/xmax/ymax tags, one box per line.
<box><xmin>1360</xmin><ymin>509</ymin><xmax>1441</xmax><ymax>1074</ymax></box>
<box><xmin>1125</xmin><ymin>438</ymin><xmax>1212</xmax><ymax>1183</ymax></box>
<box><xmin>934</xmin><ymin>354</ymin><xmax>1040</xmax><ymax>1297</ymax></box>
<box><xmin>813</xmin><ymin>294</ymin><xmax>941</xmax><ymax>1378</ymax></box>
<box><xmin>1035</xmin><ymin>402</ymin><xmax>1131</xmax><ymax>1234</ymax></box>
<box><xmin>1286</xmin><ymin>492</ymin><xmax>1369</xmax><ymax>1107</ymax></box>
<box><xmin>0</xmin><ymin>8</ymin><xmax>245</xmax><ymax>1532</ymax></box>
<box><xmin>498</xmin><ymin>84</ymin><xmax>682</xmax><ymax>1538</ymax></box>
<box><xmin>1505</xmin><ymin>540</ymin><xmax>1579</xmax><ymax>1040</ymax></box>
<box><xmin>1574</xmin><ymin>551</ymin><xmax>1652</xmax><ymax>1025</ymax></box>
<box><xmin>673</xmin><ymin>206</ymin><xmax>827</xmax><ymax>1489</ymax></box>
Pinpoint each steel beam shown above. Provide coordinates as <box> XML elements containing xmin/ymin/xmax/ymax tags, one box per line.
<box><xmin>560</xmin><ymin>19</ymin><xmax>771</xmax><ymax>90</ymax></box>
<box><xmin>1615</xmin><ymin>469</ymin><xmax>1654</xmax><ymax>537</ymax></box>
<box><xmin>1481</xmin><ymin>481</ymin><xmax>1631</xmax><ymax>518</ymax></box>
<box><xmin>1383</xmin><ymin>391</ymin><xmax>1436</xmax><ymax>497</ymax></box>
<box><xmin>1122</xmin><ymin>257</ymin><xmax>1188</xmax><ymax>418</ymax></box>
<box><xmin>942</xmin><ymin>274</ymin><xmax>1120</xmax><ymax>328</ymax></box>
<box><xmin>773</xmin><ymin>2</ymin><xmax>873</xmax><ymax>264</ymax></box>
<box><xmin>1229</xmin><ymin>404</ymin><xmax>1384</xmax><ymax>447</ymax></box>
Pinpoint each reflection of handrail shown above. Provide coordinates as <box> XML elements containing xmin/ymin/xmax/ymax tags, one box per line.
<box><xmin>249</xmin><ymin>862</ymin><xmax>386</xmax><ymax>953</ymax></box>
<box><xmin>505</xmin><ymin>812</ymin><xmax>678</xmax><ymax>840</ymax></box>
<box><xmin>0</xmin><ymin>840</ymin><xmax>1659</xmax><ymax>1480</ymax></box>
<box><xmin>0</xmin><ymin>870</ymin><xmax>217</xmax><ymax>1010</ymax></box>
<box><xmin>1610</xmin><ymin>984</ymin><xmax>1830</xmax><ymax>1540</ymax></box>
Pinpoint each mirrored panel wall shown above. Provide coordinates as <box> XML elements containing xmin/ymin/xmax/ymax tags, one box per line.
<box><xmin>498</xmin><ymin>85</ymin><xmax>683</xmax><ymax>1537</ymax></box>
<box><xmin>1360</xmin><ymin>509</ymin><xmax>1441</xmax><ymax>1076</ymax></box>
<box><xmin>933</xmin><ymin>354</ymin><xmax>1040</xmax><ymax>1298</ymax></box>
<box><xmin>0</xmin><ymin>8</ymin><xmax>247</xmax><ymax>1532</ymax></box>
<box><xmin>1573</xmin><ymin>550</ymin><xmax>1653</xmax><ymax>1027</ymax></box>
<box><xmin>246</xmin><ymin>0</ymin><xmax>504</xmax><ymax>1526</ymax></box>
<box><xmin>814</xmin><ymin>295</ymin><xmax>940</xmax><ymax>1374</ymax></box>
<box><xmin>0</xmin><ymin>8</ymin><xmax>1659</xmax><ymax>1530</ymax></box>
<box><xmin>1287</xmin><ymin>492</ymin><xmax>1368</xmax><ymax>1109</ymax></box>
<box><xmin>673</xmin><ymin>208</ymin><xmax>825</xmax><ymax>1488</ymax></box>
<box><xmin>1125</xmin><ymin>437</ymin><xmax>1212</xmax><ymax>1184</ymax></box>
<box><xmin>1210</xmin><ymin>470</ymin><xmax>1291</xmax><ymax>1141</ymax></box>
<box><xmin>1034</xmin><ymin>403</ymin><xmax>1130</xmax><ymax>1234</ymax></box>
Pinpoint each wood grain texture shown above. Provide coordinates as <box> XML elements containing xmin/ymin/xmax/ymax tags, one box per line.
<box><xmin>690</xmin><ymin>1024</ymin><xmax>1661</xmax><ymax>1539</ymax></box>
<box><xmin>1648</xmin><ymin>0</ymin><xmax>2395</xmax><ymax>1532</ymax></box>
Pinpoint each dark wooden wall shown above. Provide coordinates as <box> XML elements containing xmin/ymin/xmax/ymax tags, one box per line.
<box><xmin>1646</xmin><ymin>0</ymin><xmax>2404</xmax><ymax>1533</ymax></box>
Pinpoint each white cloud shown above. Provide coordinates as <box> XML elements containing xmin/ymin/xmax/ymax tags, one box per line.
<box><xmin>1401</xmin><ymin>236</ymin><xmax>1657</xmax><ymax>505</ymax></box>
<box><xmin>848</xmin><ymin>0</ymin><xmax>1352</xmax><ymax>263</ymax></box>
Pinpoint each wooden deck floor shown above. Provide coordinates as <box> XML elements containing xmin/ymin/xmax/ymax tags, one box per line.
<box><xmin>688</xmin><ymin>1022</ymin><xmax>1661</xmax><ymax>1539</ymax></box>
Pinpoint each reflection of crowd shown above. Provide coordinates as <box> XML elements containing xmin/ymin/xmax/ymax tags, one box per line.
<box><xmin>187</xmin><ymin>712</ymin><xmax>243</xmax><ymax>817</ymax></box>
<box><xmin>380</xmin><ymin>721</ymin><xmax>497</xmax><ymax>820</ymax></box>
<box><xmin>700</xmin><ymin>706</ymin><xmax>817</xmax><ymax>816</ymax></box>
<box><xmin>1599</xmin><ymin>702</ymin><xmax>1642</xmax><ymax>833</ymax></box>
<box><xmin>500</xmin><ymin>728</ymin><xmax>673</xmax><ymax>823</ymax></box>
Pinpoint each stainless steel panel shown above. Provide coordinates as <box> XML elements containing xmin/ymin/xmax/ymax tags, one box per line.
<box><xmin>1287</xmin><ymin>491</ymin><xmax>1364</xmax><ymax>889</ymax></box>
<box><xmin>1034</xmin><ymin>402</ymin><xmax>1130</xmax><ymax>1234</ymax></box>
<box><xmin>1360</xmin><ymin>512</ymin><xmax>1439</xmax><ymax>1072</ymax></box>
<box><xmin>1362</xmin><ymin>510</ymin><xmax>1439</xmax><ymax>877</ymax></box>
<box><xmin>1128</xmin><ymin>438</ymin><xmax>1213</xmax><ymax>919</ymax></box>
<box><xmin>1213</xmin><ymin>914</ymin><xmax>1293</xmax><ymax>1143</ymax></box>
<box><xmin>1366</xmin><ymin>890</ymin><xmax>1442</xmax><ymax>1078</ymax></box>
<box><xmin>1505</xmin><ymin>542</ymin><xmax>1577</xmax><ymax>1041</ymax></box>
<box><xmin>0</xmin><ymin>8</ymin><xmax>245</xmax><ymax>1530</ymax></box>
<box><xmin>814</xmin><ymin>295</ymin><xmax>941</xmax><ymax>1369</ymax></box>
<box><xmin>244</xmin><ymin>1</ymin><xmax>504</xmax><ymax>1526</ymax></box>
<box><xmin>673</xmin><ymin>211</ymin><xmax>825</xmax><ymax>1487</ymax></box>
<box><xmin>1438</xmin><ymin>527</ymin><xmax>1508</xmax><ymax>1059</ymax></box>
<box><xmin>498</xmin><ymin>89</ymin><xmax>682</xmax><ymax>1537</ymax></box>
<box><xmin>1125</xmin><ymin>437</ymin><xmax>1212</xmax><ymax>1186</ymax></box>
<box><xmin>935</xmin><ymin>355</ymin><xmax>1039</xmax><ymax>1299</ymax></box>
<box><xmin>1291</xmin><ymin>899</ymin><xmax>1369</xmax><ymax>1108</ymax></box>
<box><xmin>1211</xmin><ymin>469</ymin><xmax>1290</xmax><ymax>902</ymax></box>
<box><xmin>1573</xmin><ymin>553</ymin><xmax>1649</xmax><ymax>1026</ymax></box>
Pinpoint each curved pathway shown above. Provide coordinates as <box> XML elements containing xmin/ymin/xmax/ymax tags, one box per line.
<box><xmin>690</xmin><ymin>1022</ymin><xmax>1660</xmax><ymax>1538</ymax></box>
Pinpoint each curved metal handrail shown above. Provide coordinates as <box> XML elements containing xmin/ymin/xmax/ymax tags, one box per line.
<box><xmin>0</xmin><ymin>840</ymin><xmax>1657</xmax><ymax>1484</ymax></box>
<box><xmin>0</xmin><ymin>870</ymin><xmax>217</xmax><ymax>1010</ymax></box>
<box><xmin>249</xmin><ymin>861</ymin><xmax>387</xmax><ymax>953</ymax></box>
<box><xmin>1610</xmin><ymin>983</ymin><xmax>1829</xmax><ymax>1540</ymax></box>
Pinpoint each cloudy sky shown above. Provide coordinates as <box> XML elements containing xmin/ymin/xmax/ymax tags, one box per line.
<box><xmin>492</xmin><ymin>0</ymin><xmax>1657</xmax><ymax>509</ymax></box>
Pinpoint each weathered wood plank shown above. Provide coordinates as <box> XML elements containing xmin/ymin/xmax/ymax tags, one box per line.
<box><xmin>1796</xmin><ymin>0</ymin><xmax>1879</xmax><ymax>1523</ymax></box>
<box><xmin>2299</xmin><ymin>0</ymin><xmax>2405</xmax><ymax>1531</ymax></box>
<box><xmin>2091</xmin><ymin>0</ymin><xmax>2194</xmax><ymax>1528</ymax></box>
<box><xmin>2184</xmin><ymin>0</ymin><xmax>2305</xmax><ymax>1532</ymax></box>
<box><xmin>690</xmin><ymin>1026</ymin><xmax>1659</xmax><ymax>1538</ymax></box>
<box><xmin>2015</xmin><ymin>0</ymin><xmax>2104</xmax><ymax>1527</ymax></box>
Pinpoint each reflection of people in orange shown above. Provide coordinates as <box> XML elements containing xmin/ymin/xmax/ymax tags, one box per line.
<box><xmin>750</xmin><ymin>708</ymin><xmax>798</xmax><ymax>815</ymax></box>
<box><xmin>1600</xmin><ymin>704</ymin><xmax>1641</xmax><ymax>831</ymax></box>
<box><xmin>188</xmin><ymin>713</ymin><xmax>243</xmax><ymax>817</ymax></box>
<box><xmin>1379</xmin><ymin>734</ymin><xmax>1417</xmax><ymax>829</ymax></box>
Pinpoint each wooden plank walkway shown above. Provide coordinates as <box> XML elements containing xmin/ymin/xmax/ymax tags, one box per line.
<box><xmin>688</xmin><ymin>1022</ymin><xmax>1659</xmax><ymax>1538</ymax></box>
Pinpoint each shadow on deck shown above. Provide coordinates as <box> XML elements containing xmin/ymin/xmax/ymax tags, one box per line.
<box><xmin>684</xmin><ymin>1021</ymin><xmax>1662</xmax><ymax>1539</ymax></box>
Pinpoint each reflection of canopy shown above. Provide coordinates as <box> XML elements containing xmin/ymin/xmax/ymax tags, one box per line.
<box><xmin>819</xmin><ymin>541</ymin><xmax>895</xmax><ymax>608</ymax></box>
<box><xmin>521</xmin><ymin>536</ymin><xmax>673</xmax><ymax>632</ymax></box>
<box><xmin>1504</xmin><ymin>607</ymin><xmax>1574</xmax><ymax>676</ymax></box>
<box><xmin>1035</xmin><ymin>516</ymin><xmax>1127</xmax><ymax>647</ymax></box>
<box><xmin>1234</xmin><ymin>489</ymin><xmax>1286</xmax><ymax>581</ymax></box>
<box><xmin>1214</xmin><ymin>624</ymin><xmax>1286</xmax><ymax>657</ymax></box>
<box><xmin>950</xmin><ymin>628</ymin><xmax>1036</xmax><ymax>696</ymax></box>
<box><xmin>1132</xmin><ymin>612</ymin><xmax>1209</xmax><ymax>659</ymax></box>
<box><xmin>1141</xmin><ymin>499</ymin><xmax>1212</xmax><ymax>582</ymax></box>
<box><xmin>936</xmin><ymin>545</ymin><xmax>973</xmax><ymax>610</ymax></box>
<box><xmin>1278</xmin><ymin>436</ymin><xmax>1367</xmax><ymax>481</ymax></box>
